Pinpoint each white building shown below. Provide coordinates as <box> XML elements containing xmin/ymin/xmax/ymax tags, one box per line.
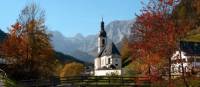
<box><xmin>94</xmin><ymin>19</ymin><xmax>122</xmax><ymax>76</ymax></box>
<box><xmin>171</xmin><ymin>41</ymin><xmax>200</xmax><ymax>76</ymax></box>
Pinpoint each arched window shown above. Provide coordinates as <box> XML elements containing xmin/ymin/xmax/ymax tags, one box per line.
<box><xmin>108</xmin><ymin>58</ymin><xmax>111</xmax><ymax>64</ymax></box>
<box><xmin>102</xmin><ymin>39</ymin><xmax>105</xmax><ymax>45</ymax></box>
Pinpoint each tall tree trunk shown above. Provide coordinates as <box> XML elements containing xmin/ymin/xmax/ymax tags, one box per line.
<box><xmin>178</xmin><ymin>46</ymin><xmax>189</xmax><ymax>87</ymax></box>
<box><xmin>169</xmin><ymin>56</ymin><xmax>171</xmax><ymax>86</ymax></box>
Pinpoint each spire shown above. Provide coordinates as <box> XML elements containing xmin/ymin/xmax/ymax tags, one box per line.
<box><xmin>101</xmin><ymin>17</ymin><xmax>104</xmax><ymax>31</ymax></box>
<box><xmin>99</xmin><ymin>18</ymin><xmax>106</xmax><ymax>37</ymax></box>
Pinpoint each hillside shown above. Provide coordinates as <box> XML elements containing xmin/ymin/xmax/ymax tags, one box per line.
<box><xmin>0</xmin><ymin>29</ymin><xmax>84</xmax><ymax>65</ymax></box>
<box><xmin>0</xmin><ymin>29</ymin><xmax>7</xmax><ymax>42</ymax></box>
<box><xmin>54</xmin><ymin>51</ymin><xmax>85</xmax><ymax>64</ymax></box>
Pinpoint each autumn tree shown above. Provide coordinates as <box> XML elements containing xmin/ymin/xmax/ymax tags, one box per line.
<box><xmin>130</xmin><ymin>0</ymin><xmax>193</xmax><ymax>86</ymax></box>
<box><xmin>60</xmin><ymin>62</ymin><xmax>84</xmax><ymax>77</ymax></box>
<box><xmin>173</xmin><ymin>0</ymin><xmax>200</xmax><ymax>40</ymax></box>
<box><xmin>1</xmin><ymin>3</ymin><xmax>56</xmax><ymax>80</ymax></box>
<box><xmin>173</xmin><ymin>0</ymin><xmax>200</xmax><ymax>29</ymax></box>
<box><xmin>120</xmin><ymin>37</ymin><xmax>131</xmax><ymax>62</ymax></box>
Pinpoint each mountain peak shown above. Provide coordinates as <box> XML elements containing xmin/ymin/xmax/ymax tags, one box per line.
<box><xmin>50</xmin><ymin>19</ymin><xmax>135</xmax><ymax>62</ymax></box>
<box><xmin>75</xmin><ymin>33</ymin><xmax>84</xmax><ymax>38</ymax></box>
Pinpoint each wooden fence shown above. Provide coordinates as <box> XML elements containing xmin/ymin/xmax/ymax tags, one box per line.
<box><xmin>19</xmin><ymin>76</ymin><xmax>151</xmax><ymax>87</ymax></box>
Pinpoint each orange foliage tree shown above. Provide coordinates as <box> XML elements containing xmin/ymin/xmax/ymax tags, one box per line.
<box><xmin>1</xmin><ymin>4</ymin><xmax>56</xmax><ymax>80</ymax></box>
<box><xmin>120</xmin><ymin>37</ymin><xmax>131</xmax><ymax>61</ymax></box>
<box><xmin>130</xmin><ymin>0</ymin><xmax>192</xmax><ymax>86</ymax></box>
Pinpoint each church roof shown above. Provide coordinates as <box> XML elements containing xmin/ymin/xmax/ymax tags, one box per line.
<box><xmin>97</xmin><ymin>42</ymin><xmax>120</xmax><ymax>57</ymax></box>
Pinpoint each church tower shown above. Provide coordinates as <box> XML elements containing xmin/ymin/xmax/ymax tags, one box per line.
<box><xmin>98</xmin><ymin>18</ymin><xmax>107</xmax><ymax>53</ymax></box>
<box><xmin>94</xmin><ymin>19</ymin><xmax>122</xmax><ymax>76</ymax></box>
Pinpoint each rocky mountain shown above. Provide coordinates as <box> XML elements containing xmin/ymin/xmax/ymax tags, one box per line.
<box><xmin>50</xmin><ymin>19</ymin><xmax>135</xmax><ymax>62</ymax></box>
<box><xmin>0</xmin><ymin>29</ymin><xmax>84</xmax><ymax>64</ymax></box>
<box><xmin>50</xmin><ymin>31</ymin><xmax>97</xmax><ymax>53</ymax></box>
<box><xmin>105</xmin><ymin>20</ymin><xmax>133</xmax><ymax>43</ymax></box>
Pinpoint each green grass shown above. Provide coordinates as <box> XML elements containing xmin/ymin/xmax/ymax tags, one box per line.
<box><xmin>0</xmin><ymin>77</ymin><xmax>19</xmax><ymax>87</ymax></box>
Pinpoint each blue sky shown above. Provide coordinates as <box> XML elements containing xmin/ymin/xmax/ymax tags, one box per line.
<box><xmin>0</xmin><ymin>0</ymin><xmax>146</xmax><ymax>37</ymax></box>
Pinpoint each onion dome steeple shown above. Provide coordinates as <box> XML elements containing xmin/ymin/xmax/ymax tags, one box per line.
<box><xmin>99</xmin><ymin>18</ymin><xmax>107</xmax><ymax>37</ymax></box>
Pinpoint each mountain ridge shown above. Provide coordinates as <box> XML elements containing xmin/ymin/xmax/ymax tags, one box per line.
<box><xmin>50</xmin><ymin>19</ymin><xmax>135</xmax><ymax>62</ymax></box>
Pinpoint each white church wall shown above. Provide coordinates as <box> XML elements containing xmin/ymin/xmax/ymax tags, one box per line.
<box><xmin>98</xmin><ymin>38</ymin><xmax>101</xmax><ymax>53</ymax></box>
<box><xmin>100</xmin><ymin>56</ymin><xmax>112</xmax><ymax>68</ymax></box>
<box><xmin>98</xmin><ymin>37</ymin><xmax>107</xmax><ymax>53</ymax></box>
<box><xmin>98</xmin><ymin>55</ymin><xmax>122</xmax><ymax>69</ymax></box>
<box><xmin>94</xmin><ymin>69</ymin><xmax>122</xmax><ymax>76</ymax></box>
<box><xmin>95</xmin><ymin>58</ymin><xmax>101</xmax><ymax>70</ymax></box>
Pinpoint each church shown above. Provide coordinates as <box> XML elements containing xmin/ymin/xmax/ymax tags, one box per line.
<box><xmin>94</xmin><ymin>19</ymin><xmax>122</xmax><ymax>76</ymax></box>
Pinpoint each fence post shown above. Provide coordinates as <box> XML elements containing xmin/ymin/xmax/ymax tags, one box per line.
<box><xmin>109</xmin><ymin>76</ymin><xmax>110</xmax><ymax>85</ymax></box>
<box><xmin>121</xmin><ymin>76</ymin><xmax>123</xmax><ymax>86</ymax></box>
<box><xmin>95</xmin><ymin>76</ymin><xmax>97</xmax><ymax>87</ymax></box>
<box><xmin>51</xmin><ymin>76</ymin><xmax>60</xmax><ymax>87</ymax></box>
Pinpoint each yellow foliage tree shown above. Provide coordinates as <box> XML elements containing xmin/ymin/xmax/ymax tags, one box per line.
<box><xmin>120</xmin><ymin>37</ymin><xmax>131</xmax><ymax>61</ymax></box>
<box><xmin>60</xmin><ymin>62</ymin><xmax>84</xmax><ymax>77</ymax></box>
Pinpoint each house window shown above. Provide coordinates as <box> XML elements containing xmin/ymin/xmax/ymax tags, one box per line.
<box><xmin>171</xmin><ymin>66</ymin><xmax>174</xmax><ymax>73</ymax></box>
<box><xmin>196</xmin><ymin>58</ymin><xmax>200</xmax><ymax>62</ymax></box>
<box><xmin>185</xmin><ymin>66</ymin><xmax>188</xmax><ymax>72</ymax></box>
<box><xmin>178</xmin><ymin>65</ymin><xmax>182</xmax><ymax>73</ymax></box>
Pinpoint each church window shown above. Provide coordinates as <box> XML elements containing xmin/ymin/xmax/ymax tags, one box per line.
<box><xmin>102</xmin><ymin>39</ymin><xmax>105</xmax><ymax>45</ymax></box>
<box><xmin>108</xmin><ymin>58</ymin><xmax>111</xmax><ymax>64</ymax></box>
<box><xmin>115</xmin><ymin>64</ymin><xmax>118</xmax><ymax>66</ymax></box>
